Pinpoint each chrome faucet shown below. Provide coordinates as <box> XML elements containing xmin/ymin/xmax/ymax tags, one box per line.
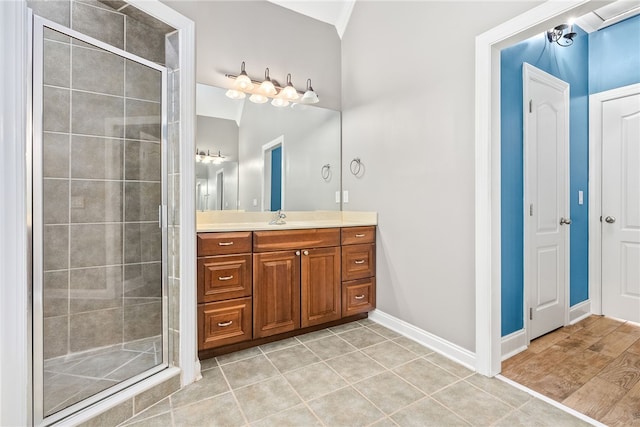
<box><xmin>269</xmin><ymin>209</ymin><xmax>287</xmax><ymax>225</ymax></box>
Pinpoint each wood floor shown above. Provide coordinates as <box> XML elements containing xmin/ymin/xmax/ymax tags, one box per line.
<box><xmin>502</xmin><ymin>315</ymin><xmax>640</xmax><ymax>426</ymax></box>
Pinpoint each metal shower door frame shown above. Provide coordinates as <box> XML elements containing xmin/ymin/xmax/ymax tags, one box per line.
<box><xmin>31</xmin><ymin>14</ymin><xmax>169</xmax><ymax>426</ymax></box>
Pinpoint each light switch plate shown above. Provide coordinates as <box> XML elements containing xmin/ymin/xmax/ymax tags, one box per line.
<box><xmin>343</xmin><ymin>190</ymin><xmax>349</xmax><ymax>203</ymax></box>
<box><xmin>335</xmin><ymin>191</ymin><xmax>340</xmax><ymax>203</ymax></box>
<box><xmin>578</xmin><ymin>190</ymin><xmax>583</xmax><ymax>205</ymax></box>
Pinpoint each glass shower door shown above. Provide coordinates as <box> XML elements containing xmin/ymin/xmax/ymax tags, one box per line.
<box><xmin>32</xmin><ymin>16</ymin><xmax>167</xmax><ymax>423</ymax></box>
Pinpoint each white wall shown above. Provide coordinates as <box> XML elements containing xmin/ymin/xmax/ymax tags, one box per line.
<box><xmin>341</xmin><ymin>1</ymin><xmax>541</xmax><ymax>352</ymax></box>
<box><xmin>162</xmin><ymin>0</ymin><xmax>342</xmax><ymax>111</ymax></box>
<box><xmin>238</xmin><ymin>102</ymin><xmax>341</xmax><ymax>211</ymax></box>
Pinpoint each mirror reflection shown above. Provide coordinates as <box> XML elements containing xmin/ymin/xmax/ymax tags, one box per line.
<box><xmin>196</xmin><ymin>84</ymin><xmax>341</xmax><ymax>212</ymax></box>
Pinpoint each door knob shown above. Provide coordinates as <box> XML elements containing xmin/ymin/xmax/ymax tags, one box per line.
<box><xmin>560</xmin><ymin>217</ymin><xmax>572</xmax><ymax>225</ymax></box>
<box><xmin>605</xmin><ymin>216</ymin><xmax>616</xmax><ymax>224</ymax></box>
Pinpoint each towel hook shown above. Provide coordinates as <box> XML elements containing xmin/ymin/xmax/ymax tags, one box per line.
<box><xmin>321</xmin><ymin>164</ymin><xmax>331</xmax><ymax>180</ymax></box>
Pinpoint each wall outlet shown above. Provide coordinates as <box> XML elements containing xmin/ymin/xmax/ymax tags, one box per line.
<box><xmin>252</xmin><ymin>198</ymin><xmax>258</xmax><ymax>207</ymax></box>
<box><xmin>343</xmin><ymin>190</ymin><xmax>349</xmax><ymax>203</ymax></box>
<box><xmin>335</xmin><ymin>191</ymin><xmax>340</xmax><ymax>203</ymax></box>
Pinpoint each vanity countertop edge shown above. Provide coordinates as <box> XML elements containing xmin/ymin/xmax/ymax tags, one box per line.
<box><xmin>196</xmin><ymin>211</ymin><xmax>377</xmax><ymax>233</ymax></box>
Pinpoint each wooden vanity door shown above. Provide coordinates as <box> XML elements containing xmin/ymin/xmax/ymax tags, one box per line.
<box><xmin>301</xmin><ymin>247</ymin><xmax>341</xmax><ymax>327</ymax></box>
<box><xmin>253</xmin><ymin>251</ymin><xmax>301</xmax><ymax>338</ymax></box>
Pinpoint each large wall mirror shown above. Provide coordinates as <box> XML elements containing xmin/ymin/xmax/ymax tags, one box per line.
<box><xmin>196</xmin><ymin>83</ymin><xmax>341</xmax><ymax>212</ymax></box>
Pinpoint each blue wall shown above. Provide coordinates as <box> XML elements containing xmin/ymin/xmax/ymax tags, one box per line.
<box><xmin>589</xmin><ymin>15</ymin><xmax>640</xmax><ymax>94</ymax></box>
<box><xmin>270</xmin><ymin>146</ymin><xmax>282</xmax><ymax>211</ymax></box>
<box><xmin>500</xmin><ymin>27</ymin><xmax>590</xmax><ymax>336</ymax></box>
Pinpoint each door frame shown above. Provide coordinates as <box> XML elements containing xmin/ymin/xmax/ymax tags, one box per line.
<box><xmin>522</xmin><ymin>63</ymin><xmax>571</xmax><ymax>343</ymax></box>
<box><xmin>588</xmin><ymin>82</ymin><xmax>640</xmax><ymax>316</ymax></box>
<box><xmin>216</xmin><ymin>168</ymin><xmax>224</xmax><ymax>210</ymax></box>
<box><xmin>261</xmin><ymin>135</ymin><xmax>285</xmax><ymax>212</ymax></box>
<box><xmin>474</xmin><ymin>0</ymin><xmax>608</xmax><ymax>376</ymax></box>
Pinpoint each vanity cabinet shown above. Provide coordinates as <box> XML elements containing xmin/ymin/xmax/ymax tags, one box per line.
<box><xmin>341</xmin><ymin>227</ymin><xmax>376</xmax><ymax>316</ymax></box>
<box><xmin>253</xmin><ymin>228</ymin><xmax>341</xmax><ymax>337</ymax></box>
<box><xmin>197</xmin><ymin>225</ymin><xmax>375</xmax><ymax>355</ymax></box>
<box><xmin>197</xmin><ymin>232</ymin><xmax>253</xmax><ymax>350</ymax></box>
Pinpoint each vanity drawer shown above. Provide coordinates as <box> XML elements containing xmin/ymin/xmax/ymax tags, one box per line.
<box><xmin>198</xmin><ymin>297</ymin><xmax>252</xmax><ymax>350</ymax></box>
<box><xmin>253</xmin><ymin>228</ymin><xmax>340</xmax><ymax>252</ymax></box>
<box><xmin>198</xmin><ymin>254</ymin><xmax>252</xmax><ymax>303</ymax></box>
<box><xmin>342</xmin><ymin>243</ymin><xmax>375</xmax><ymax>281</ymax></box>
<box><xmin>342</xmin><ymin>278</ymin><xmax>376</xmax><ymax>316</ymax></box>
<box><xmin>341</xmin><ymin>226</ymin><xmax>375</xmax><ymax>245</ymax></box>
<box><xmin>197</xmin><ymin>232</ymin><xmax>252</xmax><ymax>256</ymax></box>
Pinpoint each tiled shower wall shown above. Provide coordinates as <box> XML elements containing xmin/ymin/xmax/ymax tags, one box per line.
<box><xmin>30</xmin><ymin>0</ymin><xmax>180</xmax><ymax>362</ymax></box>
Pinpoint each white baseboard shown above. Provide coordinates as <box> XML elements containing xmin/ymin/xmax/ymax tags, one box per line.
<box><xmin>501</xmin><ymin>329</ymin><xmax>527</xmax><ymax>360</ymax></box>
<box><xmin>569</xmin><ymin>300</ymin><xmax>591</xmax><ymax>324</ymax></box>
<box><xmin>368</xmin><ymin>309</ymin><xmax>476</xmax><ymax>371</ymax></box>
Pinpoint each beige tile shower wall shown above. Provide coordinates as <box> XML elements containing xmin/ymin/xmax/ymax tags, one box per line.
<box><xmin>166</xmin><ymin>30</ymin><xmax>181</xmax><ymax>366</ymax></box>
<box><xmin>32</xmin><ymin>0</ymin><xmax>174</xmax><ymax>360</ymax></box>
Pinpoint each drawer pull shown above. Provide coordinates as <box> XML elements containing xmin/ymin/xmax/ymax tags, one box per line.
<box><xmin>354</xmin><ymin>294</ymin><xmax>366</xmax><ymax>300</ymax></box>
<box><xmin>355</xmin><ymin>233</ymin><xmax>366</xmax><ymax>238</ymax></box>
<box><xmin>354</xmin><ymin>260</ymin><xmax>366</xmax><ymax>264</ymax></box>
<box><xmin>218</xmin><ymin>275</ymin><xmax>234</xmax><ymax>281</ymax></box>
<box><xmin>218</xmin><ymin>242</ymin><xmax>234</xmax><ymax>246</ymax></box>
<box><xmin>217</xmin><ymin>320</ymin><xmax>233</xmax><ymax>327</ymax></box>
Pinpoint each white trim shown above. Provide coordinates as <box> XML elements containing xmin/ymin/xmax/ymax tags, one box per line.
<box><xmin>588</xmin><ymin>83</ymin><xmax>640</xmax><ymax>319</ymax></box>
<box><xmin>0</xmin><ymin>1</ymin><xmax>30</xmax><ymax>425</ymax></box>
<box><xmin>522</xmin><ymin>63</ymin><xmax>571</xmax><ymax>343</ymax></box>
<box><xmin>475</xmin><ymin>0</ymin><xmax>601</xmax><ymax>377</ymax></box>
<box><xmin>369</xmin><ymin>310</ymin><xmax>476</xmax><ymax>371</ymax></box>
<box><xmin>570</xmin><ymin>300</ymin><xmax>592</xmax><ymax>324</ymax></box>
<box><xmin>497</xmin><ymin>375</ymin><xmax>606</xmax><ymax>427</ymax></box>
<box><xmin>501</xmin><ymin>329</ymin><xmax>527</xmax><ymax>361</ymax></box>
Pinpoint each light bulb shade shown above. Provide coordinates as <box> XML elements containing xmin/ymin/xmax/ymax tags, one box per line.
<box><xmin>282</xmin><ymin>85</ymin><xmax>299</xmax><ymax>100</ymax></box>
<box><xmin>249</xmin><ymin>93</ymin><xmax>269</xmax><ymax>104</ymax></box>
<box><xmin>300</xmin><ymin>89</ymin><xmax>319</xmax><ymax>104</ymax></box>
<box><xmin>233</xmin><ymin>62</ymin><xmax>254</xmax><ymax>90</ymax></box>
<box><xmin>225</xmin><ymin>89</ymin><xmax>246</xmax><ymax>100</ymax></box>
<box><xmin>234</xmin><ymin>73</ymin><xmax>253</xmax><ymax>90</ymax></box>
<box><xmin>259</xmin><ymin>68</ymin><xmax>277</xmax><ymax>96</ymax></box>
<box><xmin>271</xmin><ymin>97</ymin><xmax>290</xmax><ymax>107</ymax></box>
<box><xmin>259</xmin><ymin>79</ymin><xmax>277</xmax><ymax>96</ymax></box>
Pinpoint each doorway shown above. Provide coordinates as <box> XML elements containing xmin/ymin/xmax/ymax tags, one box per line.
<box><xmin>523</xmin><ymin>63</ymin><xmax>570</xmax><ymax>341</ymax></box>
<box><xmin>262</xmin><ymin>136</ymin><xmax>285</xmax><ymax>212</ymax></box>
<box><xmin>589</xmin><ymin>83</ymin><xmax>640</xmax><ymax>324</ymax></box>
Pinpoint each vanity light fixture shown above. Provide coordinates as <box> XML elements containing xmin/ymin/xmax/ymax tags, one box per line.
<box><xmin>224</xmin><ymin>62</ymin><xmax>319</xmax><ymax>106</ymax></box>
<box><xmin>300</xmin><ymin>79</ymin><xmax>319</xmax><ymax>104</ymax></box>
<box><xmin>195</xmin><ymin>148</ymin><xmax>226</xmax><ymax>164</ymax></box>
<box><xmin>546</xmin><ymin>21</ymin><xmax>577</xmax><ymax>47</ymax></box>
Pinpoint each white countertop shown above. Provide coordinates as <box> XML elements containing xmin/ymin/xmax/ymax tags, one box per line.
<box><xmin>196</xmin><ymin>211</ymin><xmax>377</xmax><ymax>233</ymax></box>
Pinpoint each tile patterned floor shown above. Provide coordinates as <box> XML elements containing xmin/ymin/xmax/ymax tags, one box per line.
<box><xmin>118</xmin><ymin>320</ymin><xmax>590</xmax><ymax>427</ymax></box>
<box><xmin>502</xmin><ymin>315</ymin><xmax>640</xmax><ymax>427</ymax></box>
<box><xmin>44</xmin><ymin>336</ymin><xmax>162</xmax><ymax>416</ymax></box>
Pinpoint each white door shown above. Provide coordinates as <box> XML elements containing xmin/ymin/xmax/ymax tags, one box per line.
<box><xmin>523</xmin><ymin>63</ymin><xmax>570</xmax><ymax>341</ymax></box>
<box><xmin>601</xmin><ymin>91</ymin><xmax>640</xmax><ymax>323</ymax></box>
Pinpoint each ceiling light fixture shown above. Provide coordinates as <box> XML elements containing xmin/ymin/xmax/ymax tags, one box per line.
<box><xmin>546</xmin><ymin>22</ymin><xmax>577</xmax><ymax>47</ymax></box>
<box><xmin>224</xmin><ymin>62</ymin><xmax>319</xmax><ymax>106</ymax></box>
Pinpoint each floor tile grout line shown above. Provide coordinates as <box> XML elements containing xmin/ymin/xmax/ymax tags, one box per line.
<box><xmin>202</xmin><ymin>363</ymin><xmax>250</xmax><ymax>427</ymax></box>
<box><xmin>254</xmin><ymin>344</ymin><xmax>328</xmax><ymax>427</ymax></box>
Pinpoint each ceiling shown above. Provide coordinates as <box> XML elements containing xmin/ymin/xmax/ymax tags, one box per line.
<box><xmin>575</xmin><ymin>0</ymin><xmax>640</xmax><ymax>32</ymax></box>
<box><xmin>266</xmin><ymin>0</ymin><xmax>355</xmax><ymax>38</ymax></box>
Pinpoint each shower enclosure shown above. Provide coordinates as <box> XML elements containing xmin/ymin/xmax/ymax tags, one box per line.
<box><xmin>31</xmin><ymin>14</ymin><xmax>168</xmax><ymax>424</ymax></box>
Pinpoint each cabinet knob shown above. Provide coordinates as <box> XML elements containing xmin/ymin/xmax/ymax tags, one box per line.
<box><xmin>217</xmin><ymin>320</ymin><xmax>233</xmax><ymax>327</ymax></box>
<box><xmin>295</xmin><ymin>251</ymin><xmax>301</xmax><ymax>256</ymax></box>
<box><xmin>218</xmin><ymin>275</ymin><xmax>233</xmax><ymax>281</ymax></box>
<box><xmin>303</xmin><ymin>250</ymin><xmax>309</xmax><ymax>256</ymax></box>
<box><xmin>354</xmin><ymin>294</ymin><xmax>366</xmax><ymax>300</ymax></box>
